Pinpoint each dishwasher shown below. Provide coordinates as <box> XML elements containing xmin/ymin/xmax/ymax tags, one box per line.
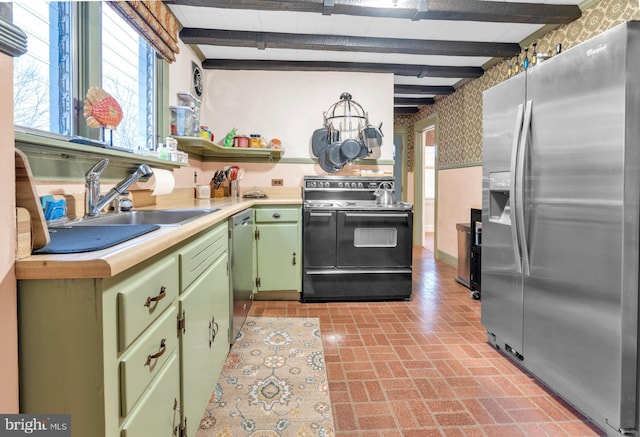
<box><xmin>229</xmin><ymin>209</ymin><xmax>254</xmax><ymax>343</ymax></box>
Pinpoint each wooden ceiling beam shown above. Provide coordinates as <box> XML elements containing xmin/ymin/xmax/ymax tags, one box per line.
<box><xmin>394</xmin><ymin>84</ymin><xmax>454</xmax><ymax>95</ymax></box>
<box><xmin>166</xmin><ymin>0</ymin><xmax>581</xmax><ymax>24</ymax></box>
<box><xmin>180</xmin><ymin>28</ymin><xmax>520</xmax><ymax>58</ymax></box>
<box><xmin>202</xmin><ymin>59</ymin><xmax>484</xmax><ymax>79</ymax></box>
<box><xmin>394</xmin><ymin>97</ymin><xmax>435</xmax><ymax>105</ymax></box>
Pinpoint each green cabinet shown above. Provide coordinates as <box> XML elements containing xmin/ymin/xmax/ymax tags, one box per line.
<box><xmin>254</xmin><ymin>206</ymin><xmax>301</xmax><ymax>294</ymax></box>
<box><xmin>18</xmin><ymin>221</ymin><xmax>230</xmax><ymax>437</ymax></box>
<box><xmin>178</xmin><ymin>223</ymin><xmax>229</xmax><ymax>437</ymax></box>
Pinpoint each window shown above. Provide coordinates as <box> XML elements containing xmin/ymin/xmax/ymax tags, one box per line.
<box><xmin>102</xmin><ymin>6</ymin><xmax>156</xmax><ymax>152</ymax></box>
<box><xmin>13</xmin><ymin>1</ymin><xmax>72</xmax><ymax>135</ymax></box>
<box><xmin>13</xmin><ymin>1</ymin><xmax>160</xmax><ymax>152</ymax></box>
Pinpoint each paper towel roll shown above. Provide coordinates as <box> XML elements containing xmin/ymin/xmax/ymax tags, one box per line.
<box><xmin>132</xmin><ymin>168</ymin><xmax>175</xmax><ymax>195</ymax></box>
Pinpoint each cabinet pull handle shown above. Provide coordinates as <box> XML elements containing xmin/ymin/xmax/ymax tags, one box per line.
<box><xmin>292</xmin><ymin>252</ymin><xmax>296</xmax><ymax>266</ymax></box>
<box><xmin>209</xmin><ymin>317</ymin><xmax>219</xmax><ymax>347</ymax></box>
<box><xmin>145</xmin><ymin>338</ymin><xmax>167</xmax><ymax>365</ymax></box>
<box><xmin>144</xmin><ymin>286</ymin><xmax>166</xmax><ymax>307</ymax></box>
<box><xmin>272</xmin><ymin>212</ymin><xmax>281</xmax><ymax>219</ymax></box>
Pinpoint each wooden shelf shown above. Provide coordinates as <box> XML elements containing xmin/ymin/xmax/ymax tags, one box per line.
<box><xmin>173</xmin><ymin>136</ymin><xmax>283</xmax><ymax>161</ymax></box>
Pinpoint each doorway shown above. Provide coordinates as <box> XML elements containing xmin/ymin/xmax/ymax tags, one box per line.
<box><xmin>408</xmin><ymin>114</ymin><xmax>438</xmax><ymax>255</ymax></box>
<box><xmin>423</xmin><ymin>127</ymin><xmax>435</xmax><ymax>252</ymax></box>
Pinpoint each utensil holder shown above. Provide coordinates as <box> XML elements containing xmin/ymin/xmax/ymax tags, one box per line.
<box><xmin>231</xmin><ymin>180</ymin><xmax>240</xmax><ymax>198</ymax></box>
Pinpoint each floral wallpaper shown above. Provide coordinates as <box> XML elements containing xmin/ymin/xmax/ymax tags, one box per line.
<box><xmin>396</xmin><ymin>0</ymin><xmax>640</xmax><ymax>171</ymax></box>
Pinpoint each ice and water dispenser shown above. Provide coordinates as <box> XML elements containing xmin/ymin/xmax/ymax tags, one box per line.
<box><xmin>488</xmin><ymin>171</ymin><xmax>512</xmax><ymax>224</ymax></box>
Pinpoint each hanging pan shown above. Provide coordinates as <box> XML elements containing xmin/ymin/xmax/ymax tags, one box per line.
<box><xmin>318</xmin><ymin>146</ymin><xmax>341</xmax><ymax>173</ymax></box>
<box><xmin>328</xmin><ymin>142</ymin><xmax>347</xmax><ymax>168</ymax></box>
<box><xmin>340</xmin><ymin>138</ymin><xmax>361</xmax><ymax>161</ymax></box>
<box><xmin>311</xmin><ymin>127</ymin><xmax>329</xmax><ymax>157</ymax></box>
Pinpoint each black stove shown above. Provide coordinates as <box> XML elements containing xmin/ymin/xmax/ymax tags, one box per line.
<box><xmin>301</xmin><ymin>175</ymin><xmax>414</xmax><ymax>302</ymax></box>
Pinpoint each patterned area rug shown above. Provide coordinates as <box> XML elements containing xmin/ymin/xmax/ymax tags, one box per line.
<box><xmin>196</xmin><ymin>317</ymin><xmax>335</xmax><ymax>437</ymax></box>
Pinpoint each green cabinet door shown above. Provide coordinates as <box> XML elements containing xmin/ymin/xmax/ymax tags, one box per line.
<box><xmin>256</xmin><ymin>221</ymin><xmax>301</xmax><ymax>292</ymax></box>
<box><xmin>179</xmin><ymin>252</ymin><xmax>230</xmax><ymax>437</ymax></box>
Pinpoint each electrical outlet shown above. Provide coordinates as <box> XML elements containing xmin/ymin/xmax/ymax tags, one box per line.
<box><xmin>271</xmin><ymin>179</ymin><xmax>284</xmax><ymax>186</ymax></box>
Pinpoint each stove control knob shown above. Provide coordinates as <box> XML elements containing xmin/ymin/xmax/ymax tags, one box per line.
<box><xmin>357</xmin><ymin>182</ymin><xmax>364</xmax><ymax>188</ymax></box>
<box><xmin>324</xmin><ymin>182</ymin><xmax>330</xmax><ymax>188</ymax></box>
<box><xmin>338</xmin><ymin>182</ymin><xmax>344</xmax><ymax>188</ymax></box>
<box><xmin>308</xmin><ymin>181</ymin><xmax>316</xmax><ymax>188</ymax></box>
<box><xmin>351</xmin><ymin>182</ymin><xmax>357</xmax><ymax>188</ymax></box>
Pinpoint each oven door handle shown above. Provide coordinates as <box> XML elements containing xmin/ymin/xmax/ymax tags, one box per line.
<box><xmin>305</xmin><ymin>269</ymin><xmax>413</xmax><ymax>274</ymax></box>
<box><xmin>307</xmin><ymin>212</ymin><xmax>333</xmax><ymax>217</ymax></box>
<box><xmin>343</xmin><ymin>212</ymin><xmax>409</xmax><ymax>218</ymax></box>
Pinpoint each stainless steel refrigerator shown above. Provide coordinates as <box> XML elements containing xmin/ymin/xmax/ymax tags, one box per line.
<box><xmin>482</xmin><ymin>21</ymin><xmax>640</xmax><ymax>436</ymax></box>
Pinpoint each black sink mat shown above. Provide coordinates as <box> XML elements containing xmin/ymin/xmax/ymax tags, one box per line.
<box><xmin>34</xmin><ymin>224</ymin><xmax>160</xmax><ymax>254</ymax></box>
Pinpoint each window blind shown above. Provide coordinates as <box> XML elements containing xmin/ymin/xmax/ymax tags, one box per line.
<box><xmin>107</xmin><ymin>1</ymin><xmax>179</xmax><ymax>63</ymax></box>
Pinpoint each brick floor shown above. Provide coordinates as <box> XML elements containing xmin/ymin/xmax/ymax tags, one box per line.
<box><xmin>249</xmin><ymin>247</ymin><xmax>606</xmax><ymax>436</ymax></box>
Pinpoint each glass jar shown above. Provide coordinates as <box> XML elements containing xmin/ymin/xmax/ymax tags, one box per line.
<box><xmin>249</xmin><ymin>134</ymin><xmax>261</xmax><ymax>148</ymax></box>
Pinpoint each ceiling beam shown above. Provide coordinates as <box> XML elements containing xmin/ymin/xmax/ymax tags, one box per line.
<box><xmin>394</xmin><ymin>97</ymin><xmax>435</xmax><ymax>105</ymax></box>
<box><xmin>395</xmin><ymin>84</ymin><xmax>454</xmax><ymax>95</ymax></box>
<box><xmin>415</xmin><ymin>0</ymin><xmax>581</xmax><ymax>24</ymax></box>
<box><xmin>166</xmin><ymin>0</ymin><xmax>581</xmax><ymax>24</ymax></box>
<box><xmin>394</xmin><ymin>107</ymin><xmax>420</xmax><ymax>115</ymax></box>
<box><xmin>180</xmin><ymin>28</ymin><xmax>520</xmax><ymax>58</ymax></box>
<box><xmin>202</xmin><ymin>59</ymin><xmax>484</xmax><ymax>78</ymax></box>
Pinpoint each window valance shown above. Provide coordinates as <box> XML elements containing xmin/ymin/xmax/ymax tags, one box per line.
<box><xmin>0</xmin><ymin>15</ymin><xmax>28</xmax><ymax>58</ymax></box>
<box><xmin>108</xmin><ymin>1</ymin><xmax>180</xmax><ymax>63</ymax></box>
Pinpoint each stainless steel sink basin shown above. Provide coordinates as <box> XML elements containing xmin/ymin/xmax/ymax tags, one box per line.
<box><xmin>61</xmin><ymin>208</ymin><xmax>219</xmax><ymax>227</ymax></box>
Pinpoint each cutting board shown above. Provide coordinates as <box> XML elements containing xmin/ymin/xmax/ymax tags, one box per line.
<box><xmin>16</xmin><ymin>207</ymin><xmax>32</xmax><ymax>259</ymax></box>
<box><xmin>15</xmin><ymin>149</ymin><xmax>50</xmax><ymax>249</ymax></box>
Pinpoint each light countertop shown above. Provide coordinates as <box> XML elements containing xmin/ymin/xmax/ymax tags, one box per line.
<box><xmin>16</xmin><ymin>195</ymin><xmax>301</xmax><ymax>281</ymax></box>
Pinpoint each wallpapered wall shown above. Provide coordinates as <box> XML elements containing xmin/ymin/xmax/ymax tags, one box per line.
<box><xmin>395</xmin><ymin>0</ymin><xmax>640</xmax><ymax>171</ymax></box>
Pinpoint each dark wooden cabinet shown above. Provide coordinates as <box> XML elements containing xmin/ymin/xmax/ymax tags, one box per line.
<box><xmin>470</xmin><ymin>208</ymin><xmax>482</xmax><ymax>300</ymax></box>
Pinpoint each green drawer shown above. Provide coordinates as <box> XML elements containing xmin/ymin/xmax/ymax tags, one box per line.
<box><xmin>255</xmin><ymin>207</ymin><xmax>299</xmax><ymax>223</ymax></box>
<box><xmin>120</xmin><ymin>353</ymin><xmax>180</xmax><ymax>437</ymax></box>
<box><xmin>179</xmin><ymin>222</ymin><xmax>228</xmax><ymax>291</ymax></box>
<box><xmin>117</xmin><ymin>254</ymin><xmax>179</xmax><ymax>351</ymax></box>
<box><xmin>119</xmin><ymin>305</ymin><xmax>178</xmax><ymax>416</ymax></box>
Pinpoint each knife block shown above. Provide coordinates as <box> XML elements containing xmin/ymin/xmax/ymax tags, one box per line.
<box><xmin>210</xmin><ymin>179</ymin><xmax>227</xmax><ymax>198</ymax></box>
<box><xmin>213</xmin><ymin>187</ymin><xmax>225</xmax><ymax>198</ymax></box>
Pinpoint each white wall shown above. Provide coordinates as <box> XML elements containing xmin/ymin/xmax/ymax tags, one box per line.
<box><xmin>437</xmin><ymin>166</ymin><xmax>482</xmax><ymax>259</ymax></box>
<box><xmin>168</xmin><ymin>44</ymin><xmax>396</xmax><ymax>189</ymax></box>
<box><xmin>200</xmin><ymin>70</ymin><xmax>394</xmax><ymax>161</ymax></box>
<box><xmin>168</xmin><ymin>40</ymin><xmax>202</xmax><ymax>108</ymax></box>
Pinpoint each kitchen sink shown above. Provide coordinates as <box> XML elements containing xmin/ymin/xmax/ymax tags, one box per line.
<box><xmin>57</xmin><ymin>208</ymin><xmax>220</xmax><ymax>227</ymax></box>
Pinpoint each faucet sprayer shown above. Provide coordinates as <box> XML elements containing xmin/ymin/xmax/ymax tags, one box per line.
<box><xmin>85</xmin><ymin>159</ymin><xmax>154</xmax><ymax>217</ymax></box>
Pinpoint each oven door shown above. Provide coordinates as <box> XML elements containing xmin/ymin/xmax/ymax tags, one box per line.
<box><xmin>303</xmin><ymin>209</ymin><xmax>337</xmax><ymax>268</ymax></box>
<box><xmin>337</xmin><ymin>210</ymin><xmax>413</xmax><ymax>267</ymax></box>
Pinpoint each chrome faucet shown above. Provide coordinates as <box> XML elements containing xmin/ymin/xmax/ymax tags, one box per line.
<box><xmin>85</xmin><ymin>158</ymin><xmax>153</xmax><ymax>217</ymax></box>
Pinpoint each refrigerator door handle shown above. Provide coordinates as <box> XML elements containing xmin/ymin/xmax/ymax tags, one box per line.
<box><xmin>510</xmin><ymin>103</ymin><xmax>525</xmax><ymax>274</ymax></box>
<box><xmin>516</xmin><ymin>100</ymin><xmax>533</xmax><ymax>276</ymax></box>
